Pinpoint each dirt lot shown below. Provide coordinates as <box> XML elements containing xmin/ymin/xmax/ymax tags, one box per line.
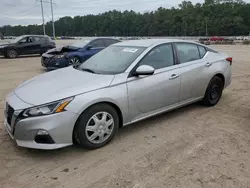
<box><xmin>0</xmin><ymin>44</ymin><xmax>249</xmax><ymax>188</ymax></box>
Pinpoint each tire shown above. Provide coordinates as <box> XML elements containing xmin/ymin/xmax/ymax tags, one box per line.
<box><xmin>69</xmin><ymin>56</ymin><xmax>81</xmax><ymax>67</ymax></box>
<box><xmin>7</xmin><ymin>49</ymin><xmax>18</xmax><ymax>58</ymax></box>
<box><xmin>74</xmin><ymin>104</ymin><xmax>119</xmax><ymax>149</ymax></box>
<box><xmin>202</xmin><ymin>76</ymin><xmax>224</xmax><ymax>106</ymax></box>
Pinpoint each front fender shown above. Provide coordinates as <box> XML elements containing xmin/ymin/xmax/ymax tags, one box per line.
<box><xmin>66</xmin><ymin>83</ymin><xmax>130</xmax><ymax>125</ymax></box>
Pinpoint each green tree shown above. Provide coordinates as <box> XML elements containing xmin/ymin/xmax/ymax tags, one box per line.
<box><xmin>0</xmin><ymin>0</ymin><xmax>249</xmax><ymax>37</ymax></box>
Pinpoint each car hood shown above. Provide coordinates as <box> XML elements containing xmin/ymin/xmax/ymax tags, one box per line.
<box><xmin>14</xmin><ymin>67</ymin><xmax>115</xmax><ymax>105</ymax></box>
<box><xmin>0</xmin><ymin>43</ymin><xmax>12</xmax><ymax>47</ymax></box>
<box><xmin>45</xmin><ymin>46</ymin><xmax>80</xmax><ymax>55</ymax></box>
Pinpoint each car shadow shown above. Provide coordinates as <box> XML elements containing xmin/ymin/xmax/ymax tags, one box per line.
<box><xmin>117</xmin><ymin>102</ymin><xmax>204</xmax><ymax>138</ymax></box>
<box><xmin>17</xmin><ymin>102</ymin><xmax>205</xmax><ymax>158</ymax></box>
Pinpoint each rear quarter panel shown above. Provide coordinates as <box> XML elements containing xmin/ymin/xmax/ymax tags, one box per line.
<box><xmin>204</xmin><ymin>52</ymin><xmax>232</xmax><ymax>89</ymax></box>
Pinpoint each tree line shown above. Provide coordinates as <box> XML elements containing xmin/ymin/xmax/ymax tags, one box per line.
<box><xmin>1</xmin><ymin>0</ymin><xmax>250</xmax><ymax>37</ymax></box>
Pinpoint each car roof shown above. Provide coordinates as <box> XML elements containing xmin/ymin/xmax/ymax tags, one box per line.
<box><xmin>80</xmin><ymin>37</ymin><xmax>120</xmax><ymax>41</ymax></box>
<box><xmin>21</xmin><ymin>35</ymin><xmax>49</xmax><ymax>38</ymax></box>
<box><xmin>113</xmin><ymin>39</ymin><xmax>198</xmax><ymax>47</ymax></box>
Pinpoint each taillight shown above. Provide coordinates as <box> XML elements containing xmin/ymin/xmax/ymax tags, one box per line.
<box><xmin>226</xmin><ymin>57</ymin><xmax>232</xmax><ymax>65</ymax></box>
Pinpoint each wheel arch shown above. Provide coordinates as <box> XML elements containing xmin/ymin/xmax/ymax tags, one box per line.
<box><xmin>213</xmin><ymin>73</ymin><xmax>225</xmax><ymax>88</ymax></box>
<box><xmin>72</xmin><ymin>101</ymin><xmax>124</xmax><ymax>143</ymax></box>
<box><xmin>4</xmin><ymin>47</ymin><xmax>18</xmax><ymax>54</ymax></box>
<box><xmin>5</xmin><ymin>47</ymin><xmax>19</xmax><ymax>57</ymax></box>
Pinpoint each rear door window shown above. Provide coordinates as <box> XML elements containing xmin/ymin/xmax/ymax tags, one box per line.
<box><xmin>175</xmin><ymin>43</ymin><xmax>200</xmax><ymax>64</ymax></box>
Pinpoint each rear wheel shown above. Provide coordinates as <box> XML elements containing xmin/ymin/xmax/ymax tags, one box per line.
<box><xmin>202</xmin><ymin>76</ymin><xmax>224</xmax><ymax>106</ymax></box>
<box><xmin>7</xmin><ymin>49</ymin><xmax>18</xmax><ymax>58</ymax></box>
<box><xmin>74</xmin><ymin>104</ymin><xmax>119</xmax><ymax>149</ymax></box>
<box><xmin>69</xmin><ymin>57</ymin><xmax>81</xmax><ymax>67</ymax></box>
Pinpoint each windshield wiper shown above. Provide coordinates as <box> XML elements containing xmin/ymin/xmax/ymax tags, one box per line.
<box><xmin>79</xmin><ymin>68</ymin><xmax>97</xmax><ymax>74</ymax></box>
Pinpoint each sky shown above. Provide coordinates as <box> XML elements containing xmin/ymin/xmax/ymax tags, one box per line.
<box><xmin>0</xmin><ymin>0</ymin><xmax>249</xmax><ymax>26</ymax></box>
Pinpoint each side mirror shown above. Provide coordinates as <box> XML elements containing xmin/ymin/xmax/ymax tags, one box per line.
<box><xmin>135</xmin><ymin>65</ymin><xmax>155</xmax><ymax>76</ymax></box>
<box><xmin>86</xmin><ymin>45</ymin><xmax>92</xmax><ymax>50</ymax></box>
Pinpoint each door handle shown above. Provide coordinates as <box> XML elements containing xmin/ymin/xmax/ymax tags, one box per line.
<box><xmin>169</xmin><ymin>74</ymin><xmax>179</xmax><ymax>80</ymax></box>
<box><xmin>205</xmin><ymin>62</ymin><xmax>212</xmax><ymax>67</ymax></box>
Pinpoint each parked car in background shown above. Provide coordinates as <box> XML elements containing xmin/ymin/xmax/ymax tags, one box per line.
<box><xmin>0</xmin><ymin>35</ymin><xmax>55</xmax><ymax>58</ymax></box>
<box><xmin>210</xmin><ymin>36</ymin><xmax>225</xmax><ymax>41</ymax></box>
<box><xmin>41</xmin><ymin>37</ymin><xmax>120</xmax><ymax>69</ymax></box>
<box><xmin>4</xmin><ymin>39</ymin><xmax>232</xmax><ymax>150</ymax></box>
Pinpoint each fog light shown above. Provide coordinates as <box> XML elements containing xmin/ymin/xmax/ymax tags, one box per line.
<box><xmin>37</xmin><ymin>130</ymin><xmax>49</xmax><ymax>135</ymax></box>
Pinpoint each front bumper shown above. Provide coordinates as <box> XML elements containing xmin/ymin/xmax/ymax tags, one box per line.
<box><xmin>41</xmin><ymin>56</ymin><xmax>69</xmax><ymax>69</ymax></box>
<box><xmin>4</xmin><ymin>94</ymin><xmax>79</xmax><ymax>150</ymax></box>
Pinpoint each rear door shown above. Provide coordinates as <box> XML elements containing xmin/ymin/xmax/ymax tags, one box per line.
<box><xmin>30</xmin><ymin>36</ymin><xmax>43</xmax><ymax>54</ymax></box>
<box><xmin>174</xmin><ymin>42</ymin><xmax>211</xmax><ymax>102</ymax></box>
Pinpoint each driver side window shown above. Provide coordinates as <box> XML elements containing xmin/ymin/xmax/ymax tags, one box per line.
<box><xmin>19</xmin><ymin>37</ymin><xmax>33</xmax><ymax>43</ymax></box>
<box><xmin>139</xmin><ymin>44</ymin><xmax>174</xmax><ymax>69</ymax></box>
<box><xmin>19</xmin><ymin>37</ymin><xmax>27</xmax><ymax>43</ymax></box>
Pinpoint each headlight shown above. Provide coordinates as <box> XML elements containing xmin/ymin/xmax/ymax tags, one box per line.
<box><xmin>54</xmin><ymin>54</ymin><xmax>65</xmax><ymax>58</ymax></box>
<box><xmin>22</xmin><ymin>97</ymin><xmax>74</xmax><ymax>117</ymax></box>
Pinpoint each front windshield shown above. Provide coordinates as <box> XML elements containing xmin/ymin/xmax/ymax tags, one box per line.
<box><xmin>79</xmin><ymin>46</ymin><xmax>146</xmax><ymax>74</ymax></box>
<box><xmin>10</xmin><ymin>36</ymin><xmax>24</xmax><ymax>43</ymax></box>
<box><xmin>70</xmin><ymin>40</ymin><xmax>90</xmax><ymax>48</ymax></box>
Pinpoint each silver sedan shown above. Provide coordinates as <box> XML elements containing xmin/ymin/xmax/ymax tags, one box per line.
<box><xmin>4</xmin><ymin>39</ymin><xmax>232</xmax><ymax>150</ymax></box>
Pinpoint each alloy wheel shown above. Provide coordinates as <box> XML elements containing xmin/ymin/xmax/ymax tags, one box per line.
<box><xmin>7</xmin><ymin>50</ymin><xmax>17</xmax><ymax>58</ymax></box>
<box><xmin>69</xmin><ymin>57</ymin><xmax>80</xmax><ymax>66</ymax></box>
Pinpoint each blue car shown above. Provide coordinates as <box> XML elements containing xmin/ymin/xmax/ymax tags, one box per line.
<box><xmin>41</xmin><ymin>37</ymin><xmax>120</xmax><ymax>69</ymax></box>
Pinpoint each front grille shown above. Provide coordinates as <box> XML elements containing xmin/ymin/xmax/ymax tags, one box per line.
<box><xmin>6</xmin><ymin>103</ymin><xmax>14</xmax><ymax>125</ymax></box>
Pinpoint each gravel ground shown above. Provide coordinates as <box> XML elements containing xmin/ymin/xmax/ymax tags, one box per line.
<box><xmin>0</xmin><ymin>44</ymin><xmax>249</xmax><ymax>188</ymax></box>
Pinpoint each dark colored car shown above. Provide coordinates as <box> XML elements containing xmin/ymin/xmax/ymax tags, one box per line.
<box><xmin>41</xmin><ymin>37</ymin><xmax>120</xmax><ymax>69</ymax></box>
<box><xmin>0</xmin><ymin>35</ymin><xmax>56</xmax><ymax>58</ymax></box>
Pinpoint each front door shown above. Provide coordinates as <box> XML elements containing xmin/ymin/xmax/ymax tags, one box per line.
<box><xmin>17</xmin><ymin>37</ymin><xmax>38</xmax><ymax>55</ymax></box>
<box><xmin>127</xmin><ymin>43</ymin><xmax>181</xmax><ymax>120</ymax></box>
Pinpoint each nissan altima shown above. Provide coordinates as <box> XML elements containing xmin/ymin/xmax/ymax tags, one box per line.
<box><xmin>4</xmin><ymin>39</ymin><xmax>232</xmax><ymax>150</ymax></box>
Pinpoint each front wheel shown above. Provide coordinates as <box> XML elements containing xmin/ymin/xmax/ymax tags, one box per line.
<box><xmin>69</xmin><ymin>57</ymin><xmax>81</xmax><ymax>67</ymax></box>
<box><xmin>74</xmin><ymin>104</ymin><xmax>119</xmax><ymax>149</ymax></box>
<box><xmin>7</xmin><ymin>49</ymin><xmax>18</xmax><ymax>58</ymax></box>
<box><xmin>202</xmin><ymin>76</ymin><xmax>224</xmax><ymax>106</ymax></box>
